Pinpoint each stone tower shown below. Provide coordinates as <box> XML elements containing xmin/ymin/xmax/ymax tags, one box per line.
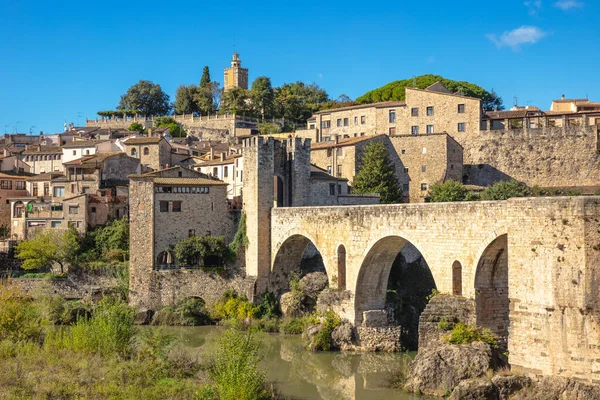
<box><xmin>242</xmin><ymin>136</ymin><xmax>312</xmax><ymax>293</ymax></box>
<box><xmin>224</xmin><ymin>52</ymin><xmax>249</xmax><ymax>91</ymax></box>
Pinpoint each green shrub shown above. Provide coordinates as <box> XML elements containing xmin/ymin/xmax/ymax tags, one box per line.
<box><xmin>280</xmin><ymin>314</ymin><xmax>318</xmax><ymax>335</ymax></box>
<box><xmin>210</xmin><ymin>292</ymin><xmax>259</xmax><ymax>322</ymax></box>
<box><xmin>0</xmin><ymin>282</ymin><xmax>42</xmax><ymax>342</ymax></box>
<box><xmin>256</xmin><ymin>292</ymin><xmax>280</xmax><ymax>319</ymax></box>
<box><xmin>136</xmin><ymin>328</ymin><xmax>176</xmax><ymax>362</ymax></box>
<box><xmin>427</xmin><ymin>180</ymin><xmax>470</xmax><ymax>202</ymax></box>
<box><xmin>443</xmin><ymin>322</ymin><xmax>498</xmax><ymax>348</ymax></box>
<box><xmin>437</xmin><ymin>317</ymin><xmax>454</xmax><ymax>331</ymax></box>
<box><xmin>229</xmin><ymin>213</ymin><xmax>248</xmax><ymax>256</ymax></box>
<box><xmin>153</xmin><ymin>298</ymin><xmax>211</xmax><ymax>326</ymax></box>
<box><xmin>481</xmin><ymin>180</ymin><xmax>530</xmax><ymax>201</ymax></box>
<box><xmin>311</xmin><ymin>310</ymin><xmax>341</xmax><ymax>351</ymax></box>
<box><xmin>208</xmin><ymin>328</ymin><xmax>269</xmax><ymax>400</ymax></box>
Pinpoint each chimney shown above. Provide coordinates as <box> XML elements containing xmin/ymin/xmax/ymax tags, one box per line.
<box><xmin>220</xmin><ymin>153</ymin><xmax>225</xmax><ymax>162</ymax></box>
<box><xmin>209</xmin><ymin>147</ymin><xmax>214</xmax><ymax>159</ymax></box>
<box><xmin>562</xmin><ymin>94</ymin><xmax>565</xmax><ymax>100</ymax></box>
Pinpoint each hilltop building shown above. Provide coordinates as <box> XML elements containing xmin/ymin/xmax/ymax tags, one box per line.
<box><xmin>224</xmin><ymin>52</ymin><xmax>249</xmax><ymax>91</ymax></box>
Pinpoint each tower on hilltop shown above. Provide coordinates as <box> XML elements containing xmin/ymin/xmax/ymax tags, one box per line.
<box><xmin>224</xmin><ymin>52</ymin><xmax>249</xmax><ymax>91</ymax></box>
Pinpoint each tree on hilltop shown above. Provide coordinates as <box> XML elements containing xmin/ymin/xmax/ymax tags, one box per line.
<box><xmin>355</xmin><ymin>74</ymin><xmax>504</xmax><ymax>111</ymax></box>
<box><xmin>118</xmin><ymin>80</ymin><xmax>171</xmax><ymax>116</ymax></box>
<box><xmin>16</xmin><ymin>228</ymin><xmax>80</xmax><ymax>274</ymax></box>
<box><xmin>200</xmin><ymin>66</ymin><xmax>211</xmax><ymax>88</ymax></box>
<box><xmin>352</xmin><ymin>142</ymin><xmax>403</xmax><ymax>203</ymax></box>
<box><xmin>154</xmin><ymin>116</ymin><xmax>186</xmax><ymax>137</ymax></box>
<box><xmin>251</xmin><ymin>76</ymin><xmax>275</xmax><ymax>120</ymax></box>
<box><xmin>174</xmin><ymin>84</ymin><xmax>200</xmax><ymax>115</ymax></box>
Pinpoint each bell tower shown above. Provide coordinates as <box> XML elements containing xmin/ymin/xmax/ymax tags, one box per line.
<box><xmin>223</xmin><ymin>52</ymin><xmax>249</xmax><ymax>91</ymax></box>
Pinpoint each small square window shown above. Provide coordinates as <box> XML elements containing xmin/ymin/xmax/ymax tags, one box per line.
<box><xmin>401</xmin><ymin>148</ymin><xmax>406</xmax><ymax>154</ymax></box>
<box><xmin>389</xmin><ymin>110</ymin><xmax>396</xmax><ymax>123</ymax></box>
<box><xmin>354</xmin><ymin>116</ymin><xmax>358</xmax><ymax>125</ymax></box>
<box><xmin>402</xmin><ymin>184</ymin><xmax>409</xmax><ymax>192</ymax></box>
<box><xmin>172</xmin><ymin>201</ymin><xmax>181</xmax><ymax>212</ymax></box>
<box><xmin>159</xmin><ymin>201</ymin><xmax>169</xmax><ymax>212</ymax></box>
<box><xmin>411</xmin><ymin>126</ymin><xmax>419</xmax><ymax>135</ymax></box>
<box><xmin>360</xmin><ymin>116</ymin><xmax>366</xmax><ymax>124</ymax></box>
<box><xmin>343</xmin><ymin>118</ymin><xmax>349</xmax><ymax>126</ymax></box>
<box><xmin>403</xmin><ymin>167</ymin><xmax>409</xmax><ymax>173</ymax></box>
<box><xmin>421</xmin><ymin>165</ymin><xmax>427</xmax><ymax>173</ymax></box>
<box><xmin>426</xmin><ymin>125</ymin><xmax>434</xmax><ymax>134</ymax></box>
<box><xmin>458</xmin><ymin>104</ymin><xmax>465</xmax><ymax>113</ymax></box>
<box><xmin>426</xmin><ymin>106</ymin><xmax>434</xmax><ymax>116</ymax></box>
<box><xmin>411</xmin><ymin>108</ymin><xmax>419</xmax><ymax>117</ymax></box>
<box><xmin>72</xmin><ymin>150</ymin><xmax>76</xmax><ymax>156</ymax></box>
<box><xmin>336</xmin><ymin>119</ymin><xmax>342</xmax><ymax>127</ymax></box>
<box><xmin>360</xmin><ymin>132</ymin><xmax>365</xmax><ymax>136</ymax></box>
<box><xmin>389</xmin><ymin>127</ymin><xmax>396</xmax><ymax>135</ymax></box>
<box><xmin>68</xmin><ymin>206</ymin><xmax>79</xmax><ymax>215</ymax></box>
<box><xmin>327</xmin><ymin>166</ymin><xmax>332</xmax><ymax>175</ymax></box>
<box><xmin>421</xmin><ymin>183</ymin><xmax>428</xmax><ymax>191</ymax></box>
<box><xmin>422</xmin><ymin>147</ymin><xmax>427</xmax><ymax>154</ymax></box>
<box><xmin>91</xmin><ymin>207</ymin><xmax>96</xmax><ymax>213</ymax></box>
<box><xmin>458</xmin><ymin>122</ymin><xmax>466</xmax><ymax>132</ymax></box>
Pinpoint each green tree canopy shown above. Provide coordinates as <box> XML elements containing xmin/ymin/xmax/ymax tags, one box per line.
<box><xmin>200</xmin><ymin>66</ymin><xmax>211</xmax><ymax>88</ymax></box>
<box><xmin>356</xmin><ymin>74</ymin><xmax>503</xmax><ymax>111</ymax></box>
<box><xmin>273</xmin><ymin>81</ymin><xmax>330</xmax><ymax>124</ymax></box>
<box><xmin>220</xmin><ymin>87</ymin><xmax>251</xmax><ymax>115</ymax></box>
<box><xmin>118</xmin><ymin>80</ymin><xmax>171</xmax><ymax>116</ymax></box>
<box><xmin>480</xmin><ymin>180</ymin><xmax>529</xmax><ymax>200</ymax></box>
<box><xmin>428</xmin><ymin>180</ymin><xmax>472</xmax><ymax>202</ymax></box>
<box><xmin>251</xmin><ymin>76</ymin><xmax>275</xmax><ymax>120</ymax></box>
<box><xmin>16</xmin><ymin>228</ymin><xmax>80</xmax><ymax>273</ymax></box>
<box><xmin>153</xmin><ymin>117</ymin><xmax>186</xmax><ymax>137</ymax></box>
<box><xmin>174</xmin><ymin>85</ymin><xmax>200</xmax><ymax>115</ymax></box>
<box><xmin>173</xmin><ymin>235</ymin><xmax>229</xmax><ymax>266</ymax></box>
<box><xmin>128</xmin><ymin>122</ymin><xmax>146</xmax><ymax>135</ymax></box>
<box><xmin>352</xmin><ymin>141</ymin><xmax>403</xmax><ymax>203</ymax></box>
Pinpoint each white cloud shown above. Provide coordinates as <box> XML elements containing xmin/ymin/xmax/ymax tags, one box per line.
<box><xmin>555</xmin><ymin>0</ymin><xmax>583</xmax><ymax>10</ymax></box>
<box><xmin>486</xmin><ymin>26</ymin><xmax>547</xmax><ymax>50</ymax></box>
<box><xmin>524</xmin><ymin>0</ymin><xmax>542</xmax><ymax>15</ymax></box>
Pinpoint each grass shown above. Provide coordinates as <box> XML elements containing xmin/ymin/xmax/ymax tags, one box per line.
<box><xmin>443</xmin><ymin>322</ymin><xmax>498</xmax><ymax>348</ymax></box>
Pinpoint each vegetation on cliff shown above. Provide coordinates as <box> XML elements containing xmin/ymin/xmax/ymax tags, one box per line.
<box><xmin>355</xmin><ymin>74</ymin><xmax>504</xmax><ymax>111</ymax></box>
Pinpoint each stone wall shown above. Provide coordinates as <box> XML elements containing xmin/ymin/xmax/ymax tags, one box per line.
<box><xmin>461</xmin><ymin>126</ymin><xmax>600</xmax><ymax>188</ymax></box>
<box><xmin>418</xmin><ymin>294</ymin><xmax>476</xmax><ymax>349</ymax></box>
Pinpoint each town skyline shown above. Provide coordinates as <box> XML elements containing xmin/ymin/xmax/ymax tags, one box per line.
<box><xmin>1</xmin><ymin>0</ymin><xmax>598</xmax><ymax>134</ymax></box>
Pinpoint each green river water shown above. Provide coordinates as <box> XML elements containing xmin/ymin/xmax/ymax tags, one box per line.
<box><xmin>160</xmin><ymin>326</ymin><xmax>431</xmax><ymax>400</ymax></box>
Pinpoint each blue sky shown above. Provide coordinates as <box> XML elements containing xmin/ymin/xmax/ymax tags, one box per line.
<box><xmin>0</xmin><ymin>0</ymin><xmax>597</xmax><ymax>134</ymax></box>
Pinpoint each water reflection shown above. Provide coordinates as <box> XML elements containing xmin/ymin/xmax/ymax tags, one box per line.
<box><xmin>159</xmin><ymin>326</ymin><xmax>430</xmax><ymax>400</ymax></box>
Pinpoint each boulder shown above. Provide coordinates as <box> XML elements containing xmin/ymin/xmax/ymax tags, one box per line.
<box><xmin>404</xmin><ymin>341</ymin><xmax>493</xmax><ymax>397</ymax></box>
<box><xmin>511</xmin><ymin>376</ymin><xmax>600</xmax><ymax>400</ymax></box>
<box><xmin>134</xmin><ymin>309</ymin><xmax>154</xmax><ymax>325</ymax></box>
<box><xmin>279</xmin><ymin>291</ymin><xmax>303</xmax><ymax>318</ymax></box>
<box><xmin>302</xmin><ymin>323</ymin><xmax>322</xmax><ymax>352</ymax></box>
<box><xmin>299</xmin><ymin>272</ymin><xmax>328</xmax><ymax>297</ymax></box>
<box><xmin>449</xmin><ymin>379</ymin><xmax>498</xmax><ymax>400</ymax></box>
<box><xmin>331</xmin><ymin>320</ymin><xmax>355</xmax><ymax>350</ymax></box>
<box><xmin>491</xmin><ymin>375</ymin><xmax>531</xmax><ymax>399</ymax></box>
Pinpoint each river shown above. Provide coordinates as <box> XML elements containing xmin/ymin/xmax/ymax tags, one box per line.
<box><xmin>159</xmin><ymin>326</ymin><xmax>431</xmax><ymax>400</ymax></box>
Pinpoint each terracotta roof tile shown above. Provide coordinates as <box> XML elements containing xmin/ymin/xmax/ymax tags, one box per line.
<box><xmin>151</xmin><ymin>177</ymin><xmax>228</xmax><ymax>186</ymax></box>
<box><xmin>61</xmin><ymin>139</ymin><xmax>109</xmax><ymax>148</ymax></box>
<box><xmin>311</xmin><ymin>134</ymin><xmax>385</xmax><ymax>151</ymax></box>
<box><xmin>124</xmin><ymin>137</ymin><xmax>165</xmax><ymax>145</ymax></box>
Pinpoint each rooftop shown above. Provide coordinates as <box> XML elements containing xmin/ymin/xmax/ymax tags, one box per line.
<box><xmin>61</xmin><ymin>139</ymin><xmax>109</xmax><ymax>149</ymax></box>
<box><xmin>311</xmin><ymin>134</ymin><xmax>385</xmax><ymax>151</ymax></box>
<box><xmin>63</xmin><ymin>152</ymin><xmax>127</xmax><ymax>167</ymax></box>
<box><xmin>124</xmin><ymin>136</ymin><xmax>166</xmax><ymax>145</ymax></box>
<box><xmin>312</xmin><ymin>101</ymin><xmax>407</xmax><ymax>116</ymax></box>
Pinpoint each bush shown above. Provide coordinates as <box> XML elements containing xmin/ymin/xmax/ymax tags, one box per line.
<box><xmin>311</xmin><ymin>310</ymin><xmax>341</xmax><ymax>351</ymax></box>
<box><xmin>208</xmin><ymin>328</ymin><xmax>269</xmax><ymax>400</ymax></box>
<box><xmin>174</xmin><ymin>235</ymin><xmax>230</xmax><ymax>266</ymax></box>
<box><xmin>428</xmin><ymin>180</ymin><xmax>470</xmax><ymax>202</ymax></box>
<box><xmin>280</xmin><ymin>314</ymin><xmax>318</xmax><ymax>335</ymax></box>
<box><xmin>152</xmin><ymin>298</ymin><xmax>211</xmax><ymax>326</ymax></box>
<box><xmin>481</xmin><ymin>180</ymin><xmax>529</xmax><ymax>201</ymax></box>
<box><xmin>128</xmin><ymin>122</ymin><xmax>146</xmax><ymax>135</ymax></box>
<box><xmin>0</xmin><ymin>281</ymin><xmax>42</xmax><ymax>342</ymax></box>
<box><xmin>443</xmin><ymin>322</ymin><xmax>498</xmax><ymax>348</ymax></box>
<box><xmin>211</xmin><ymin>291</ymin><xmax>259</xmax><ymax>322</ymax></box>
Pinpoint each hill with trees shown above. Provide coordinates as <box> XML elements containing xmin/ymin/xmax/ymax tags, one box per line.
<box><xmin>355</xmin><ymin>74</ymin><xmax>504</xmax><ymax>111</ymax></box>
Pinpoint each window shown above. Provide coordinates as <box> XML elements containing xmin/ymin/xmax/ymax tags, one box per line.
<box><xmin>15</xmin><ymin>181</ymin><xmax>25</xmax><ymax>190</ymax></box>
<box><xmin>389</xmin><ymin>110</ymin><xmax>396</xmax><ymax>123</ymax></box>
<box><xmin>458</xmin><ymin>104</ymin><xmax>465</xmax><ymax>113</ymax></box>
<box><xmin>389</xmin><ymin>127</ymin><xmax>396</xmax><ymax>135</ymax></box>
<box><xmin>178</xmin><ymin>171</ymin><xmax>183</xmax><ymax>177</ymax></box>
<box><xmin>422</xmin><ymin>147</ymin><xmax>427</xmax><ymax>154</ymax></box>
<box><xmin>403</xmin><ymin>167</ymin><xmax>409</xmax><ymax>173</ymax></box>
<box><xmin>421</xmin><ymin>165</ymin><xmax>427</xmax><ymax>172</ymax></box>
<box><xmin>85</xmin><ymin>150</ymin><xmax>90</xmax><ymax>155</ymax></box>
<box><xmin>72</xmin><ymin>150</ymin><xmax>76</xmax><ymax>156</ymax></box>
<box><xmin>354</xmin><ymin>116</ymin><xmax>358</xmax><ymax>125</ymax></box>
<box><xmin>337</xmin><ymin>184</ymin><xmax>342</xmax><ymax>194</ymax></box>
<box><xmin>159</xmin><ymin>201</ymin><xmax>169</xmax><ymax>212</ymax></box>
<box><xmin>426</xmin><ymin>125</ymin><xmax>434</xmax><ymax>134</ymax></box>
<box><xmin>329</xmin><ymin>183</ymin><xmax>336</xmax><ymax>195</ymax></box>
<box><xmin>336</xmin><ymin>119</ymin><xmax>342</xmax><ymax>127</ymax></box>
<box><xmin>71</xmin><ymin>184</ymin><xmax>75</xmax><ymax>193</ymax></box>
<box><xmin>68</xmin><ymin>206</ymin><xmax>79</xmax><ymax>215</ymax></box>
<box><xmin>343</xmin><ymin>118</ymin><xmax>349</xmax><ymax>126</ymax></box>
<box><xmin>224</xmin><ymin>166</ymin><xmax>228</xmax><ymax>178</ymax></box>
<box><xmin>336</xmin><ymin>147</ymin><xmax>343</xmax><ymax>156</ymax></box>
<box><xmin>32</xmin><ymin>184</ymin><xmax>38</xmax><ymax>197</ymax></box>
<box><xmin>51</xmin><ymin>221</ymin><xmax>62</xmax><ymax>228</ymax></box>
<box><xmin>143</xmin><ymin>147</ymin><xmax>149</xmax><ymax>155</ymax></box>
<box><xmin>337</xmin><ymin>170</ymin><xmax>343</xmax><ymax>178</ymax></box>
<box><xmin>82</xmin><ymin>186</ymin><xmax>89</xmax><ymax>194</ymax></box>
<box><xmin>321</xmin><ymin>120</ymin><xmax>330</xmax><ymax>129</ymax></box>
<box><xmin>421</xmin><ymin>183</ymin><xmax>428</xmax><ymax>191</ymax></box>
<box><xmin>172</xmin><ymin>201</ymin><xmax>182</xmax><ymax>212</ymax></box>
<box><xmin>0</xmin><ymin>180</ymin><xmax>11</xmax><ymax>190</ymax></box>
<box><xmin>401</xmin><ymin>148</ymin><xmax>406</xmax><ymax>154</ymax></box>
<box><xmin>360</xmin><ymin>132</ymin><xmax>365</xmax><ymax>136</ymax></box>
<box><xmin>402</xmin><ymin>184</ymin><xmax>409</xmax><ymax>192</ymax></box>
<box><xmin>411</xmin><ymin>108</ymin><xmax>419</xmax><ymax>117</ymax></box>
<box><xmin>189</xmin><ymin>229</ymin><xmax>195</xmax><ymax>237</ymax></box>
<box><xmin>91</xmin><ymin>207</ymin><xmax>96</xmax><ymax>213</ymax></box>
<box><xmin>458</xmin><ymin>122</ymin><xmax>466</xmax><ymax>132</ymax></box>
<box><xmin>426</xmin><ymin>106</ymin><xmax>434</xmax><ymax>116</ymax></box>
<box><xmin>212</xmin><ymin>167</ymin><xmax>218</xmax><ymax>177</ymax></box>
<box><xmin>327</xmin><ymin>166</ymin><xmax>332</xmax><ymax>175</ymax></box>
<box><xmin>327</xmin><ymin>148</ymin><xmax>332</xmax><ymax>157</ymax></box>
<box><xmin>131</xmin><ymin>148</ymin><xmax>137</xmax><ymax>157</ymax></box>
<box><xmin>53</xmin><ymin>186</ymin><xmax>64</xmax><ymax>197</ymax></box>
<box><xmin>360</xmin><ymin>116</ymin><xmax>366</xmax><ymax>124</ymax></box>
<box><xmin>44</xmin><ymin>183</ymin><xmax>49</xmax><ymax>196</ymax></box>
<box><xmin>411</xmin><ymin>126</ymin><xmax>419</xmax><ymax>135</ymax></box>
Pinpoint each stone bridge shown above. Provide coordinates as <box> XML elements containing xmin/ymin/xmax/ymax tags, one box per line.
<box><xmin>260</xmin><ymin>197</ymin><xmax>600</xmax><ymax>381</ymax></box>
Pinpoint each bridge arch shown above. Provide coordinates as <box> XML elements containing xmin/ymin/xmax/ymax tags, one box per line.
<box><xmin>270</xmin><ymin>233</ymin><xmax>328</xmax><ymax>295</ymax></box>
<box><xmin>474</xmin><ymin>233</ymin><xmax>509</xmax><ymax>343</ymax></box>
<box><xmin>354</xmin><ymin>235</ymin><xmax>436</xmax><ymax>326</ymax></box>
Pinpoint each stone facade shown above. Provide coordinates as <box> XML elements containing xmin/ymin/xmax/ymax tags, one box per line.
<box><xmin>22</xmin><ymin>146</ymin><xmax>63</xmax><ymax>174</ymax></box>
<box><xmin>266</xmin><ymin>196</ymin><xmax>600</xmax><ymax>381</ymax></box>
<box><xmin>128</xmin><ymin>166</ymin><xmax>237</xmax><ymax>309</ymax></box>
<box><xmin>224</xmin><ymin>52</ymin><xmax>248</xmax><ymax>91</ymax></box>
<box><xmin>123</xmin><ymin>137</ymin><xmax>172</xmax><ymax>171</ymax></box>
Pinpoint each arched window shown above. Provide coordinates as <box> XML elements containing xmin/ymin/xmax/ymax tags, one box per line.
<box><xmin>337</xmin><ymin>245</ymin><xmax>346</xmax><ymax>290</ymax></box>
<box><xmin>131</xmin><ymin>148</ymin><xmax>137</xmax><ymax>157</ymax></box>
<box><xmin>157</xmin><ymin>251</ymin><xmax>175</xmax><ymax>268</ymax></box>
<box><xmin>212</xmin><ymin>167</ymin><xmax>218</xmax><ymax>177</ymax></box>
<box><xmin>143</xmin><ymin>147</ymin><xmax>149</xmax><ymax>155</ymax></box>
<box><xmin>452</xmin><ymin>260</ymin><xmax>462</xmax><ymax>296</ymax></box>
<box><xmin>13</xmin><ymin>201</ymin><xmax>24</xmax><ymax>218</ymax></box>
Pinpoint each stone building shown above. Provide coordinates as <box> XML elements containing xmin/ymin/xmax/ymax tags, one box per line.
<box><xmin>22</xmin><ymin>146</ymin><xmax>63</xmax><ymax>174</ymax></box>
<box><xmin>128</xmin><ymin>166</ymin><xmax>236</xmax><ymax>309</ymax></box>
<box><xmin>123</xmin><ymin>136</ymin><xmax>172</xmax><ymax>171</ymax></box>
<box><xmin>224</xmin><ymin>52</ymin><xmax>248</xmax><ymax>91</ymax></box>
<box><xmin>194</xmin><ymin>154</ymin><xmax>243</xmax><ymax>207</ymax></box>
<box><xmin>550</xmin><ymin>95</ymin><xmax>600</xmax><ymax>113</ymax></box>
<box><xmin>0</xmin><ymin>172</ymin><xmax>29</xmax><ymax>229</ymax></box>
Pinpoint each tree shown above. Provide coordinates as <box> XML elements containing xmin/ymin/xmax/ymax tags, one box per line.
<box><xmin>251</xmin><ymin>76</ymin><xmax>275</xmax><ymax>120</ymax></box>
<box><xmin>128</xmin><ymin>122</ymin><xmax>146</xmax><ymax>135</ymax></box>
<box><xmin>480</xmin><ymin>180</ymin><xmax>530</xmax><ymax>200</ymax></box>
<box><xmin>173</xmin><ymin>235</ymin><xmax>229</xmax><ymax>266</ymax></box>
<box><xmin>16</xmin><ymin>228</ymin><xmax>80</xmax><ymax>273</ymax></box>
<box><xmin>200</xmin><ymin>66</ymin><xmax>211</xmax><ymax>88</ymax></box>
<box><xmin>428</xmin><ymin>180</ymin><xmax>471</xmax><ymax>202</ymax></box>
<box><xmin>220</xmin><ymin>87</ymin><xmax>250</xmax><ymax>115</ymax></box>
<box><xmin>273</xmin><ymin>81</ymin><xmax>330</xmax><ymax>124</ymax></box>
<box><xmin>153</xmin><ymin>117</ymin><xmax>186</xmax><ymax>138</ymax></box>
<box><xmin>174</xmin><ymin>85</ymin><xmax>200</xmax><ymax>115</ymax></box>
<box><xmin>118</xmin><ymin>80</ymin><xmax>171</xmax><ymax>116</ymax></box>
<box><xmin>352</xmin><ymin>142</ymin><xmax>403</xmax><ymax>203</ymax></box>
<box><xmin>355</xmin><ymin>74</ymin><xmax>504</xmax><ymax>111</ymax></box>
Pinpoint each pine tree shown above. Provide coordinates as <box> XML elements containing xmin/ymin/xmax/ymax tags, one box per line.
<box><xmin>200</xmin><ymin>66</ymin><xmax>211</xmax><ymax>88</ymax></box>
<box><xmin>352</xmin><ymin>141</ymin><xmax>403</xmax><ymax>203</ymax></box>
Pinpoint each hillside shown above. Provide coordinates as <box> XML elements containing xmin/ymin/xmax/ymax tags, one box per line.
<box><xmin>356</xmin><ymin>74</ymin><xmax>503</xmax><ymax>111</ymax></box>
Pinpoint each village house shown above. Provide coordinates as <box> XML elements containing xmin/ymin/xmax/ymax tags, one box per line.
<box><xmin>194</xmin><ymin>153</ymin><xmax>243</xmax><ymax>208</ymax></box>
<box><xmin>21</xmin><ymin>145</ymin><xmax>63</xmax><ymax>173</ymax></box>
<box><xmin>122</xmin><ymin>136</ymin><xmax>172</xmax><ymax>171</ymax></box>
<box><xmin>61</xmin><ymin>139</ymin><xmax>121</xmax><ymax>164</ymax></box>
<box><xmin>0</xmin><ymin>172</ymin><xmax>30</xmax><ymax>229</ymax></box>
